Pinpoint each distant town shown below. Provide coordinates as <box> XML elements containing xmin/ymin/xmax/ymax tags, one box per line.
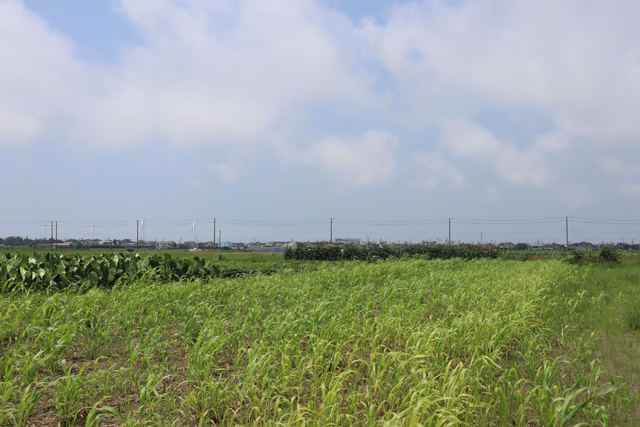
<box><xmin>0</xmin><ymin>236</ymin><xmax>638</xmax><ymax>252</ymax></box>
<box><xmin>0</xmin><ymin>236</ymin><xmax>287</xmax><ymax>252</ymax></box>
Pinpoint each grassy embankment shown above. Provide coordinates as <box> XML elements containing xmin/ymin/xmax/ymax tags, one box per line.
<box><xmin>1</xmin><ymin>258</ymin><xmax>638</xmax><ymax>425</ymax></box>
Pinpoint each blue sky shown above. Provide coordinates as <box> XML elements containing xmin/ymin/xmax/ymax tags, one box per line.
<box><xmin>2</xmin><ymin>0</ymin><xmax>640</xmax><ymax>244</ymax></box>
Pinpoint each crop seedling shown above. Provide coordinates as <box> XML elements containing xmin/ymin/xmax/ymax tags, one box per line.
<box><xmin>0</xmin><ymin>257</ymin><xmax>636</xmax><ymax>425</ymax></box>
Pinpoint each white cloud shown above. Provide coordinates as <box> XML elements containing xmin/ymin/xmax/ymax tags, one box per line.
<box><xmin>439</xmin><ymin>118</ymin><xmax>554</xmax><ymax>187</ymax></box>
<box><xmin>532</xmin><ymin>128</ymin><xmax>576</xmax><ymax>152</ymax></box>
<box><xmin>599</xmin><ymin>157</ymin><xmax>640</xmax><ymax>194</ymax></box>
<box><xmin>359</xmin><ymin>0</ymin><xmax>640</xmax><ymax>146</ymax></box>
<box><xmin>439</xmin><ymin>118</ymin><xmax>502</xmax><ymax>157</ymax></box>
<box><xmin>0</xmin><ymin>106</ymin><xmax>42</xmax><ymax>146</ymax></box>
<box><xmin>1</xmin><ymin>0</ymin><xmax>639</xmax><ymax>214</ymax></box>
<box><xmin>15</xmin><ymin>158</ymin><xmax>36</xmax><ymax>171</ymax></box>
<box><xmin>4</xmin><ymin>0</ymin><xmax>639</xmax><ymax>155</ymax></box>
<box><xmin>0</xmin><ymin>0</ymin><xmax>84</xmax><ymax>147</ymax></box>
<box><xmin>78</xmin><ymin>0</ymin><xmax>374</xmax><ymax>149</ymax></box>
<box><xmin>298</xmin><ymin>130</ymin><xmax>398</xmax><ymax>187</ymax></box>
<box><xmin>1</xmin><ymin>0</ymin><xmax>371</xmax><ymax>149</ymax></box>
<box><xmin>560</xmin><ymin>184</ymin><xmax>594</xmax><ymax>208</ymax></box>
<box><xmin>599</xmin><ymin>157</ymin><xmax>639</xmax><ymax>178</ymax></box>
<box><xmin>412</xmin><ymin>151</ymin><xmax>465</xmax><ymax>191</ymax></box>
<box><xmin>483</xmin><ymin>185</ymin><xmax>501</xmax><ymax>203</ymax></box>
<box><xmin>494</xmin><ymin>149</ymin><xmax>551</xmax><ymax>187</ymax></box>
<box><xmin>621</xmin><ymin>185</ymin><xmax>640</xmax><ymax>195</ymax></box>
<box><xmin>188</xmin><ymin>177</ymin><xmax>202</xmax><ymax>188</ymax></box>
<box><xmin>209</xmin><ymin>159</ymin><xmax>244</xmax><ymax>183</ymax></box>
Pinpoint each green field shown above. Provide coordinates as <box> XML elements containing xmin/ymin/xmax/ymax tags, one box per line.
<box><xmin>0</xmin><ymin>257</ymin><xmax>638</xmax><ymax>426</ymax></box>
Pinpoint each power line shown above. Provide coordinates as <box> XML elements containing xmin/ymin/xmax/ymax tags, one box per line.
<box><xmin>2</xmin><ymin>216</ymin><xmax>640</xmax><ymax>245</ymax></box>
<box><xmin>4</xmin><ymin>216</ymin><xmax>640</xmax><ymax>227</ymax></box>
<box><xmin>453</xmin><ymin>219</ymin><xmax>565</xmax><ymax>225</ymax></box>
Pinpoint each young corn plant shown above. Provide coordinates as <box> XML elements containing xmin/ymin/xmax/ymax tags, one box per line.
<box><xmin>53</xmin><ymin>359</ymin><xmax>90</xmax><ymax>426</ymax></box>
<box><xmin>12</xmin><ymin>383</ymin><xmax>47</xmax><ymax>427</ymax></box>
<box><xmin>0</xmin><ymin>258</ymin><xmax>632</xmax><ymax>425</ymax></box>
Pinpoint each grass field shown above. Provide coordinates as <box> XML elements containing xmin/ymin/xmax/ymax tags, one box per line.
<box><xmin>0</xmin><ymin>257</ymin><xmax>638</xmax><ymax>426</ymax></box>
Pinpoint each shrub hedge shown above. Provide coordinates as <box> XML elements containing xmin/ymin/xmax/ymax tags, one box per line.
<box><xmin>284</xmin><ymin>245</ymin><xmax>500</xmax><ymax>261</ymax></box>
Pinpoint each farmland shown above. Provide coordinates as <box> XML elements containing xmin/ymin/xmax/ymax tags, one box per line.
<box><xmin>0</xmin><ymin>255</ymin><xmax>638</xmax><ymax>425</ymax></box>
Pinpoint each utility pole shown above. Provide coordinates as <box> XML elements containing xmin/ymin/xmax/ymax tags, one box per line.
<box><xmin>448</xmin><ymin>218</ymin><xmax>451</xmax><ymax>246</ymax></box>
<box><xmin>566</xmin><ymin>216</ymin><xmax>569</xmax><ymax>251</ymax></box>
<box><xmin>136</xmin><ymin>220</ymin><xmax>139</xmax><ymax>250</ymax></box>
<box><xmin>213</xmin><ymin>218</ymin><xmax>216</xmax><ymax>249</ymax></box>
<box><xmin>55</xmin><ymin>221</ymin><xmax>58</xmax><ymax>251</ymax></box>
<box><xmin>219</xmin><ymin>230</ymin><xmax>221</xmax><ymax>247</ymax></box>
<box><xmin>50</xmin><ymin>220</ymin><xmax>53</xmax><ymax>250</ymax></box>
<box><xmin>330</xmin><ymin>218</ymin><xmax>333</xmax><ymax>243</ymax></box>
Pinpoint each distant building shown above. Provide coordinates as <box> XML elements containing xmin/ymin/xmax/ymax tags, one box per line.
<box><xmin>335</xmin><ymin>238</ymin><xmax>362</xmax><ymax>249</ymax></box>
<box><xmin>37</xmin><ymin>243</ymin><xmax>74</xmax><ymax>249</ymax></box>
<box><xmin>156</xmin><ymin>241</ymin><xmax>175</xmax><ymax>250</ymax></box>
<box><xmin>335</xmin><ymin>238</ymin><xmax>361</xmax><ymax>244</ymax></box>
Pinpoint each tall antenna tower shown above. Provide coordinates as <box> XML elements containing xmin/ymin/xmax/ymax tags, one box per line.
<box><xmin>192</xmin><ymin>217</ymin><xmax>196</xmax><ymax>243</ymax></box>
<box><xmin>141</xmin><ymin>219</ymin><xmax>146</xmax><ymax>242</ymax></box>
<box><xmin>42</xmin><ymin>222</ymin><xmax>46</xmax><ymax>241</ymax></box>
<box><xmin>92</xmin><ymin>224</ymin><xmax>94</xmax><ymax>240</ymax></box>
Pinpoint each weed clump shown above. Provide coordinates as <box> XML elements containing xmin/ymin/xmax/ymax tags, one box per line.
<box><xmin>624</xmin><ymin>307</ymin><xmax>640</xmax><ymax>331</ymax></box>
<box><xmin>568</xmin><ymin>251</ymin><xmax>585</xmax><ymax>264</ymax></box>
<box><xmin>598</xmin><ymin>246</ymin><xmax>621</xmax><ymax>263</ymax></box>
<box><xmin>565</xmin><ymin>247</ymin><xmax>621</xmax><ymax>264</ymax></box>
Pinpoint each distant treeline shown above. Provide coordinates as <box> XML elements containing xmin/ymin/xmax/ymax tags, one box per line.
<box><xmin>0</xmin><ymin>236</ymin><xmax>131</xmax><ymax>248</ymax></box>
<box><xmin>0</xmin><ymin>236</ymin><xmax>57</xmax><ymax>247</ymax></box>
<box><xmin>284</xmin><ymin>245</ymin><xmax>500</xmax><ymax>261</ymax></box>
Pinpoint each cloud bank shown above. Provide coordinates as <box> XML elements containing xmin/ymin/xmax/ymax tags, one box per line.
<box><xmin>2</xmin><ymin>0</ymin><xmax>640</xmax><ymax>195</ymax></box>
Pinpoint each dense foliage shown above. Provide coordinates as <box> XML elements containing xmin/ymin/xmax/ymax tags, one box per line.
<box><xmin>0</xmin><ymin>252</ymin><xmax>223</xmax><ymax>292</ymax></box>
<box><xmin>284</xmin><ymin>244</ymin><xmax>501</xmax><ymax>261</ymax></box>
<box><xmin>598</xmin><ymin>246</ymin><xmax>621</xmax><ymax>262</ymax></box>
<box><xmin>0</xmin><ymin>236</ymin><xmax>48</xmax><ymax>247</ymax></box>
